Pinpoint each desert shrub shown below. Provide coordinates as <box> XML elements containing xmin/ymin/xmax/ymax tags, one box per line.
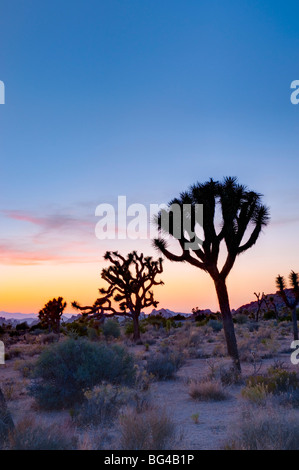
<box><xmin>102</xmin><ymin>319</ymin><xmax>121</xmax><ymax>339</ymax></box>
<box><xmin>247</xmin><ymin>322</ymin><xmax>260</xmax><ymax>332</ymax></box>
<box><xmin>125</xmin><ymin>321</ymin><xmax>146</xmax><ymax>337</ymax></box>
<box><xmin>219</xmin><ymin>365</ymin><xmax>242</xmax><ymax>386</ymax></box>
<box><xmin>275</xmin><ymin>389</ymin><xmax>299</xmax><ymax>408</ymax></box>
<box><xmin>29</xmin><ymin>338</ymin><xmax>135</xmax><ymax>409</ymax></box>
<box><xmin>0</xmin><ymin>409</ymin><xmax>14</xmax><ymax>449</ymax></box>
<box><xmin>5</xmin><ymin>346</ymin><xmax>22</xmax><ymax>360</ymax></box>
<box><xmin>118</xmin><ymin>406</ymin><xmax>177</xmax><ymax>450</ymax></box>
<box><xmin>14</xmin><ymin>359</ymin><xmax>35</xmax><ymax>378</ymax></box>
<box><xmin>212</xmin><ymin>342</ymin><xmax>227</xmax><ymax>357</ymax></box>
<box><xmin>172</xmin><ymin>327</ymin><xmax>203</xmax><ymax>354</ymax></box>
<box><xmin>29</xmin><ymin>322</ymin><xmax>47</xmax><ymax>332</ymax></box>
<box><xmin>263</xmin><ymin>310</ymin><xmax>277</xmax><ymax>320</ymax></box>
<box><xmin>39</xmin><ymin>332</ymin><xmax>58</xmax><ymax>344</ymax></box>
<box><xmin>207</xmin><ymin>319</ymin><xmax>223</xmax><ymax>332</ymax></box>
<box><xmin>241</xmin><ymin>383</ymin><xmax>270</xmax><ymax>406</ymax></box>
<box><xmin>225</xmin><ymin>406</ymin><xmax>299</xmax><ymax>450</ymax></box>
<box><xmin>74</xmin><ymin>384</ymin><xmax>131</xmax><ymax>427</ymax></box>
<box><xmin>246</xmin><ymin>368</ymin><xmax>299</xmax><ymax>395</ymax></box>
<box><xmin>29</xmin><ymin>328</ymin><xmax>45</xmax><ymax>336</ymax></box>
<box><xmin>146</xmin><ymin>350</ymin><xmax>183</xmax><ymax>380</ymax></box>
<box><xmin>195</xmin><ymin>319</ymin><xmax>209</xmax><ymax>327</ymax></box>
<box><xmin>233</xmin><ymin>313</ymin><xmax>248</xmax><ymax>324</ymax></box>
<box><xmin>189</xmin><ymin>380</ymin><xmax>229</xmax><ymax>401</ymax></box>
<box><xmin>6</xmin><ymin>417</ymin><xmax>76</xmax><ymax>450</ymax></box>
<box><xmin>65</xmin><ymin>320</ymin><xmax>88</xmax><ymax>337</ymax></box>
<box><xmin>257</xmin><ymin>326</ymin><xmax>273</xmax><ymax>340</ymax></box>
<box><xmin>86</xmin><ymin>327</ymin><xmax>100</xmax><ymax>341</ymax></box>
<box><xmin>143</xmin><ymin>315</ymin><xmax>167</xmax><ymax>329</ymax></box>
<box><xmin>15</xmin><ymin>322</ymin><xmax>29</xmax><ymax>332</ymax></box>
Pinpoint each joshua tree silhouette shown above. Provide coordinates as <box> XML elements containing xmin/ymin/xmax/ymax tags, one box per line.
<box><xmin>154</xmin><ymin>177</ymin><xmax>270</xmax><ymax>371</ymax></box>
<box><xmin>254</xmin><ymin>292</ymin><xmax>267</xmax><ymax>322</ymax></box>
<box><xmin>276</xmin><ymin>271</ymin><xmax>299</xmax><ymax>340</ymax></box>
<box><xmin>73</xmin><ymin>251</ymin><xmax>164</xmax><ymax>341</ymax></box>
<box><xmin>38</xmin><ymin>297</ymin><xmax>67</xmax><ymax>334</ymax></box>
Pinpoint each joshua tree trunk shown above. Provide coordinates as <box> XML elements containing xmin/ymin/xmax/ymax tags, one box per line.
<box><xmin>292</xmin><ymin>306</ymin><xmax>299</xmax><ymax>341</ymax></box>
<box><xmin>0</xmin><ymin>386</ymin><xmax>14</xmax><ymax>440</ymax></box>
<box><xmin>132</xmin><ymin>315</ymin><xmax>141</xmax><ymax>342</ymax></box>
<box><xmin>214</xmin><ymin>277</ymin><xmax>241</xmax><ymax>372</ymax></box>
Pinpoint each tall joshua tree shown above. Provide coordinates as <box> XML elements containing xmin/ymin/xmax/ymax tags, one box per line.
<box><xmin>73</xmin><ymin>251</ymin><xmax>164</xmax><ymax>341</ymax></box>
<box><xmin>38</xmin><ymin>297</ymin><xmax>67</xmax><ymax>334</ymax></box>
<box><xmin>154</xmin><ymin>177</ymin><xmax>270</xmax><ymax>371</ymax></box>
<box><xmin>276</xmin><ymin>271</ymin><xmax>299</xmax><ymax>340</ymax></box>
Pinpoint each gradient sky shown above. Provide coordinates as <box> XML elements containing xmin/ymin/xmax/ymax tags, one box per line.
<box><xmin>1</xmin><ymin>0</ymin><xmax>299</xmax><ymax>314</ymax></box>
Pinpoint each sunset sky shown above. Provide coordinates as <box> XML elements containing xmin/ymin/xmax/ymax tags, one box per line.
<box><xmin>1</xmin><ymin>0</ymin><xmax>299</xmax><ymax>314</ymax></box>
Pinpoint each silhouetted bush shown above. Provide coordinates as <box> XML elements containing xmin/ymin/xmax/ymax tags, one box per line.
<box><xmin>15</xmin><ymin>322</ymin><xmax>29</xmax><ymax>332</ymax></box>
<box><xmin>102</xmin><ymin>319</ymin><xmax>121</xmax><ymax>339</ymax></box>
<box><xmin>65</xmin><ymin>320</ymin><xmax>88</xmax><ymax>337</ymax></box>
<box><xmin>29</xmin><ymin>338</ymin><xmax>135</xmax><ymax>409</ymax></box>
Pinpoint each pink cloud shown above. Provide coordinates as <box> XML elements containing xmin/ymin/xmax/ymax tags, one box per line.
<box><xmin>0</xmin><ymin>241</ymin><xmax>98</xmax><ymax>265</ymax></box>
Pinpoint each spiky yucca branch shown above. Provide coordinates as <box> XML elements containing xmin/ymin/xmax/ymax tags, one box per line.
<box><xmin>72</xmin><ymin>293</ymin><xmax>119</xmax><ymax>320</ymax></box>
<box><xmin>276</xmin><ymin>271</ymin><xmax>299</xmax><ymax>309</ymax></box>
<box><xmin>154</xmin><ymin>177</ymin><xmax>270</xmax><ymax>281</ymax></box>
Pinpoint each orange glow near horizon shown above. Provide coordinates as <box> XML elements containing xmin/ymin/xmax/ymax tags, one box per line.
<box><xmin>1</xmin><ymin>221</ymin><xmax>298</xmax><ymax>315</ymax></box>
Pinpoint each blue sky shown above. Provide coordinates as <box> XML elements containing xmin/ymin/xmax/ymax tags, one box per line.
<box><xmin>1</xmin><ymin>0</ymin><xmax>299</xmax><ymax>312</ymax></box>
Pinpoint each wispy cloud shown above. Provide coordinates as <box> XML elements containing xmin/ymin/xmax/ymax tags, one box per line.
<box><xmin>270</xmin><ymin>215</ymin><xmax>299</xmax><ymax>227</ymax></box>
<box><xmin>0</xmin><ymin>239</ymin><xmax>99</xmax><ymax>265</ymax></box>
<box><xmin>2</xmin><ymin>210</ymin><xmax>94</xmax><ymax>232</ymax></box>
<box><xmin>0</xmin><ymin>208</ymin><xmax>100</xmax><ymax>265</ymax></box>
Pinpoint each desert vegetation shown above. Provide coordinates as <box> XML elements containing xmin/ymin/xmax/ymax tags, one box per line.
<box><xmin>1</xmin><ymin>303</ymin><xmax>299</xmax><ymax>450</ymax></box>
<box><xmin>1</xmin><ymin>177</ymin><xmax>299</xmax><ymax>450</ymax></box>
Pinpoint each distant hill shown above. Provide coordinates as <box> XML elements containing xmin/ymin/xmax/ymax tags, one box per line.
<box><xmin>234</xmin><ymin>289</ymin><xmax>294</xmax><ymax>315</ymax></box>
<box><xmin>0</xmin><ymin>289</ymin><xmax>295</xmax><ymax>324</ymax></box>
<box><xmin>0</xmin><ymin>311</ymin><xmax>78</xmax><ymax>326</ymax></box>
<box><xmin>149</xmin><ymin>308</ymin><xmax>192</xmax><ymax>318</ymax></box>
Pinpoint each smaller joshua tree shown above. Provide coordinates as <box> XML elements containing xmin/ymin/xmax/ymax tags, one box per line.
<box><xmin>276</xmin><ymin>271</ymin><xmax>299</xmax><ymax>340</ymax></box>
<box><xmin>254</xmin><ymin>292</ymin><xmax>267</xmax><ymax>322</ymax></box>
<box><xmin>38</xmin><ymin>297</ymin><xmax>67</xmax><ymax>334</ymax></box>
<box><xmin>73</xmin><ymin>251</ymin><xmax>164</xmax><ymax>341</ymax></box>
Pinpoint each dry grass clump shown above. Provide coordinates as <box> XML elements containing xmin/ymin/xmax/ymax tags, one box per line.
<box><xmin>118</xmin><ymin>406</ymin><xmax>180</xmax><ymax>450</ymax></box>
<box><xmin>240</xmin><ymin>383</ymin><xmax>270</xmax><ymax>406</ymax></box>
<box><xmin>3</xmin><ymin>416</ymin><xmax>77</xmax><ymax>450</ymax></box>
<box><xmin>73</xmin><ymin>384</ymin><xmax>133</xmax><ymax>428</ymax></box>
<box><xmin>146</xmin><ymin>348</ymin><xmax>184</xmax><ymax>380</ymax></box>
<box><xmin>241</xmin><ymin>365</ymin><xmax>299</xmax><ymax>408</ymax></box>
<box><xmin>188</xmin><ymin>379</ymin><xmax>229</xmax><ymax>401</ymax></box>
<box><xmin>225</xmin><ymin>405</ymin><xmax>299</xmax><ymax>450</ymax></box>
